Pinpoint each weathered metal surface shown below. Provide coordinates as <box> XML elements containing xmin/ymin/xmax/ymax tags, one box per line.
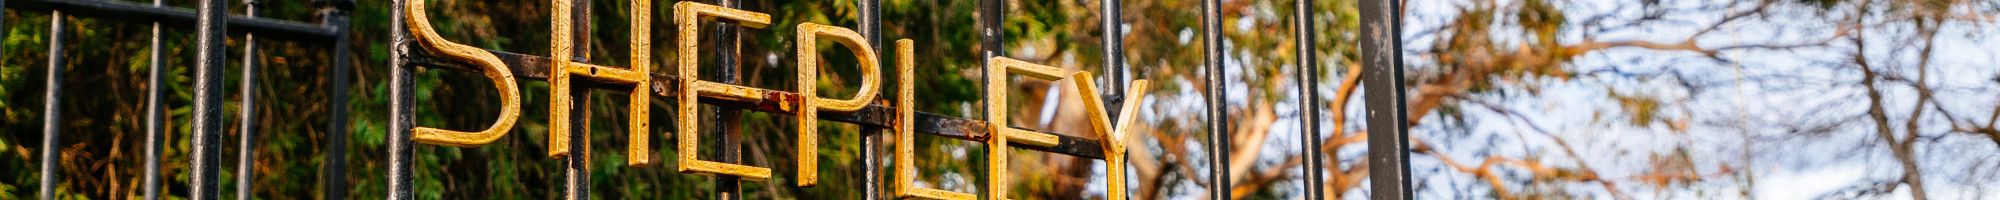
<box><xmin>675</xmin><ymin>1</ymin><xmax>777</xmax><ymax>180</ymax></box>
<box><xmin>890</xmin><ymin>40</ymin><xmax>977</xmax><ymax>200</ymax></box>
<box><xmin>547</xmin><ymin>0</ymin><xmax>599</xmax><ymax>158</ymax></box>
<box><xmin>386</xmin><ymin>0</ymin><xmax>415</xmax><ymax>197</ymax></box>
<box><xmin>401</xmin><ymin>0</ymin><xmax>523</xmax><ymax>148</ymax></box>
<box><xmin>38</xmin><ymin>11</ymin><xmax>64</xmax><ymax>200</ymax></box>
<box><xmin>1359</xmin><ymin>0</ymin><xmax>1413</xmax><ymax>198</ymax></box>
<box><xmin>983</xmin><ymin>57</ymin><xmax>1070</xmax><ymax>200</ymax></box>
<box><xmin>1295</xmin><ymin>0</ymin><xmax>1326</xmax><ymax>199</ymax></box>
<box><xmin>190</xmin><ymin>0</ymin><xmax>229</xmax><ymax>197</ymax></box>
<box><xmin>704</xmin><ymin>0</ymin><xmax>745</xmax><ymax>198</ymax></box>
<box><xmin>563</xmin><ymin>83</ymin><xmax>592</xmax><ymax>200</ymax></box>
<box><xmin>1200</xmin><ymin>0</ymin><xmax>1231</xmax><ymax>198</ymax></box>
<box><xmin>545</xmin><ymin>0</ymin><xmax>650</xmax><ymax>170</ymax></box>
<box><xmin>560</xmin><ymin>0</ymin><xmax>592</xmax><ymax>198</ymax></box>
<box><xmin>5</xmin><ymin>0</ymin><xmax>337</xmax><ymax>40</ymax></box>
<box><xmin>793</xmin><ymin>22</ymin><xmax>882</xmax><ymax>187</ymax></box>
<box><xmin>857</xmin><ymin>0</ymin><xmax>884</xmax><ymax>198</ymax></box>
<box><xmin>977</xmin><ymin>9</ymin><xmax>1001</xmax><ymax>200</ymax></box>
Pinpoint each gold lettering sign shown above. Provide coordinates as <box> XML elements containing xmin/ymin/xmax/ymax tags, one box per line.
<box><xmin>889</xmin><ymin>40</ymin><xmax>978</xmax><ymax>200</ymax></box>
<box><xmin>977</xmin><ymin>57</ymin><xmax>1150</xmax><ymax>200</ymax></box>
<box><xmin>793</xmin><ymin>22</ymin><xmax>883</xmax><ymax>187</ymax></box>
<box><xmin>403</xmin><ymin>2</ymin><xmax>1147</xmax><ymax>198</ymax></box>
<box><xmin>1070</xmin><ymin>72</ymin><xmax>1148</xmax><ymax>200</ymax></box>
<box><xmin>549</xmin><ymin>0</ymin><xmax>654</xmax><ymax>167</ymax></box>
<box><xmin>982</xmin><ymin>57</ymin><xmax>1069</xmax><ymax>200</ymax></box>
<box><xmin>403</xmin><ymin>0</ymin><xmax>522</xmax><ymax>147</ymax></box>
<box><xmin>675</xmin><ymin>2</ymin><xmax>776</xmax><ymax>180</ymax></box>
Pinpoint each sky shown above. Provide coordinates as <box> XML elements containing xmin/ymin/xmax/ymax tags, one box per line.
<box><xmin>943</xmin><ymin>0</ymin><xmax>1995</xmax><ymax>199</ymax></box>
<box><xmin>1380</xmin><ymin>0</ymin><xmax>2000</xmax><ymax>199</ymax></box>
<box><xmin>1078</xmin><ymin>0</ymin><xmax>2000</xmax><ymax>199</ymax></box>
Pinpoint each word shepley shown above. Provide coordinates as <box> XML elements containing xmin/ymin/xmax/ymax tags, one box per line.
<box><xmin>401</xmin><ymin>2</ymin><xmax>1147</xmax><ymax>199</ymax></box>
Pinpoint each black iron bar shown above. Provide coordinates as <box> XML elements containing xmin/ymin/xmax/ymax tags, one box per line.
<box><xmin>563</xmin><ymin>0</ymin><xmax>592</xmax><ymax>199</ymax></box>
<box><xmin>976</xmin><ymin>0</ymin><xmax>1001</xmax><ymax>197</ymax></box>
<box><xmin>142</xmin><ymin>0</ymin><xmax>166</xmax><ymax>198</ymax></box>
<box><xmin>704</xmin><ymin>0</ymin><xmax>743</xmax><ymax>199</ymax></box>
<box><xmin>858</xmin><ymin>0</ymin><xmax>883</xmax><ymax>198</ymax></box>
<box><xmin>1101</xmin><ymin>0</ymin><xmax>1125</xmax><ymax>116</ymax></box>
<box><xmin>5</xmin><ymin>0</ymin><xmax>337</xmax><ymax>41</ymax></box>
<box><xmin>386</xmin><ymin>0</ymin><xmax>415</xmax><ymax>198</ymax></box>
<box><xmin>564</xmin><ymin>90</ymin><xmax>591</xmax><ymax>200</ymax></box>
<box><xmin>1295</xmin><ymin>0</ymin><xmax>1325</xmax><ymax>199</ymax></box>
<box><xmin>38</xmin><ymin>11</ymin><xmax>65</xmax><ymax>200</ymax></box>
<box><xmin>235</xmin><ymin>0</ymin><xmax>260</xmax><ymax>198</ymax></box>
<box><xmin>1200</xmin><ymin>0</ymin><xmax>1230</xmax><ymax>199</ymax></box>
<box><xmin>316</xmin><ymin>0</ymin><xmax>354</xmax><ymax>199</ymax></box>
<box><xmin>191</xmin><ymin>0</ymin><xmax>229</xmax><ymax>197</ymax></box>
<box><xmin>1358</xmin><ymin>0</ymin><xmax>1411</xmax><ymax>198</ymax></box>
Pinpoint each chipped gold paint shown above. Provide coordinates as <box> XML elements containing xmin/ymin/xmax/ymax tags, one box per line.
<box><xmin>1071</xmin><ymin>72</ymin><xmax>1148</xmax><ymax>200</ymax></box>
<box><xmin>697</xmin><ymin>82</ymin><xmax>767</xmax><ymax>101</ymax></box>
<box><xmin>404</xmin><ymin>0</ymin><xmax>522</xmax><ymax>147</ymax></box>
<box><xmin>674</xmin><ymin>2</ymin><xmax>775</xmax><ymax>180</ymax></box>
<box><xmin>792</xmin><ymin>22</ymin><xmax>882</xmax><ymax>187</ymax></box>
<box><xmin>983</xmin><ymin>57</ymin><xmax>1069</xmax><ymax>200</ymax></box>
<box><xmin>976</xmin><ymin>57</ymin><xmax>1150</xmax><ymax>199</ymax></box>
<box><xmin>547</xmin><ymin>0</ymin><xmax>656</xmax><ymax>166</ymax></box>
<box><xmin>890</xmin><ymin>40</ymin><xmax>978</xmax><ymax>200</ymax></box>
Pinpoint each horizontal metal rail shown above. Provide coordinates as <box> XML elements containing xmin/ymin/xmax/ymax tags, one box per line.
<box><xmin>406</xmin><ymin>49</ymin><xmax>1110</xmax><ymax>159</ymax></box>
<box><xmin>5</xmin><ymin>0</ymin><xmax>338</xmax><ymax>41</ymax></box>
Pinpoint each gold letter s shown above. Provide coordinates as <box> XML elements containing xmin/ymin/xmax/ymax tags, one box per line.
<box><xmin>404</xmin><ymin>0</ymin><xmax>522</xmax><ymax>147</ymax></box>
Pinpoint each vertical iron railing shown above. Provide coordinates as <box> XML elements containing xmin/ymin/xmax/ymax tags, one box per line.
<box><xmin>318</xmin><ymin>0</ymin><xmax>357</xmax><ymax>198</ymax></box>
<box><xmin>856</xmin><ymin>0</ymin><xmax>884</xmax><ymax>198</ymax></box>
<box><xmin>386</xmin><ymin>0</ymin><xmax>415</xmax><ymax>198</ymax></box>
<box><xmin>1360</xmin><ymin>0</ymin><xmax>1413</xmax><ymax>199</ymax></box>
<box><xmin>1200</xmin><ymin>0</ymin><xmax>1232</xmax><ymax>199</ymax></box>
<box><xmin>38</xmin><ymin>10</ymin><xmax>65</xmax><ymax>200</ymax></box>
<box><xmin>706</xmin><ymin>0</ymin><xmax>746</xmax><ymax>199</ymax></box>
<box><xmin>562</xmin><ymin>0</ymin><xmax>593</xmax><ymax>199</ymax></box>
<box><xmin>1295</xmin><ymin>0</ymin><xmax>1326</xmax><ymax>199</ymax></box>
<box><xmin>8</xmin><ymin>0</ymin><xmax>346</xmax><ymax>197</ymax></box>
<box><xmin>189</xmin><ymin>0</ymin><xmax>229</xmax><ymax>198</ymax></box>
<box><xmin>143</xmin><ymin>0</ymin><xmax>168</xmax><ymax>198</ymax></box>
<box><xmin>234</xmin><ymin>0</ymin><xmax>261</xmax><ymax>198</ymax></box>
<box><xmin>1102</xmin><ymin>0</ymin><xmax>1125</xmax><ymax>117</ymax></box>
<box><xmin>975</xmin><ymin>0</ymin><xmax>1002</xmax><ymax>198</ymax></box>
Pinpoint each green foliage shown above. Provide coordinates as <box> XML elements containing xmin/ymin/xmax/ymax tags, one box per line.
<box><xmin>1</xmin><ymin>0</ymin><xmax>1352</xmax><ymax>198</ymax></box>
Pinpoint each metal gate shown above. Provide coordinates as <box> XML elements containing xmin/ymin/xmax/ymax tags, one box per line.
<box><xmin>6</xmin><ymin>0</ymin><xmax>1408</xmax><ymax>199</ymax></box>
